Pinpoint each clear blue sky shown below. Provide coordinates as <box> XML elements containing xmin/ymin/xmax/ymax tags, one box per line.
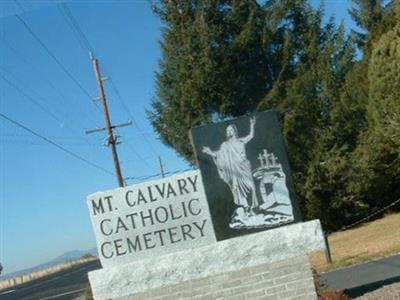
<box><xmin>0</xmin><ymin>0</ymin><xmax>357</xmax><ymax>275</ymax></box>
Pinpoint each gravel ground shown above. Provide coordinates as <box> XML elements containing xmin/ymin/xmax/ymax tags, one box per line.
<box><xmin>355</xmin><ymin>282</ymin><xmax>400</xmax><ymax>299</ymax></box>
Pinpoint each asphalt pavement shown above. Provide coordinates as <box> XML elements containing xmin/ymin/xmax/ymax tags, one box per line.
<box><xmin>0</xmin><ymin>260</ymin><xmax>101</xmax><ymax>300</ymax></box>
<box><xmin>320</xmin><ymin>254</ymin><xmax>400</xmax><ymax>298</ymax></box>
<box><xmin>0</xmin><ymin>255</ymin><xmax>399</xmax><ymax>299</ymax></box>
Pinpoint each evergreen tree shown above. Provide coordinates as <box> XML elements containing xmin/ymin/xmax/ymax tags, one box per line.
<box><xmin>367</xmin><ymin>5</ymin><xmax>400</xmax><ymax>151</ymax></box>
<box><xmin>149</xmin><ymin>0</ymin><xmax>400</xmax><ymax>229</ymax></box>
<box><xmin>150</xmin><ymin>1</ymin><xmax>223</xmax><ymax>161</ymax></box>
<box><xmin>349</xmin><ymin>0</ymin><xmax>389</xmax><ymax>49</ymax></box>
<box><xmin>149</xmin><ymin>0</ymin><xmax>275</xmax><ymax>162</ymax></box>
<box><xmin>348</xmin><ymin>2</ymin><xmax>400</xmax><ymax>212</ymax></box>
<box><xmin>258</xmin><ymin>4</ymin><xmax>356</xmax><ymax>216</ymax></box>
<box><xmin>150</xmin><ymin>1</ymin><xmax>357</xmax><ymax>222</ymax></box>
<box><xmin>303</xmin><ymin>0</ymin><xmax>399</xmax><ymax>230</ymax></box>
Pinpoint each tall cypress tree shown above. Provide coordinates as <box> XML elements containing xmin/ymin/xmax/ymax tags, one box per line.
<box><xmin>302</xmin><ymin>1</ymin><xmax>400</xmax><ymax>229</ymax></box>
<box><xmin>149</xmin><ymin>0</ymin><xmax>278</xmax><ymax>161</ymax></box>
<box><xmin>257</xmin><ymin>3</ymin><xmax>357</xmax><ymax>218</ymax></box>
<box><xmin>368</xmin><ymin>10</ymin><xmax>400</xmax><ymax>151</ymax></box>
<box><xmin>149</xmin><ymin>0</ymin><xmax>363</xmax><ymax>227</ymax></box>
<box><xmin>348</xmin><ymin>2</ymin><xmax>400</xmax><ymax>213</ymax></box>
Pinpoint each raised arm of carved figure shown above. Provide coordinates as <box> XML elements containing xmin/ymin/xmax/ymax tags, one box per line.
<box><xmin>241</xmin><ymin>116</ymin><xmax>256</xmax><ymax>144</ymax></box>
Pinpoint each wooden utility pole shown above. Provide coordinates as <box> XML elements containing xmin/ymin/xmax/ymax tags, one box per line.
<box><xmin>158</xmin><ymin>156</ymin><xmax>165</xmax><ymax>178</ymax></box>
<box><xmin>87</xmin><ymin>53</ymin><xmax>130</xmax><ymax>187</ymax></box>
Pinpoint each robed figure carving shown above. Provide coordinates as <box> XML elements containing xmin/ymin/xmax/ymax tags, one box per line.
<box><xmin>202</xmin><ymin>117</ymin><xmax>258</xmax><ymax>221</ymax></box>
<box><xmin>201</xmin><ymin>116</ymin><xmax>294</xmax><ymax>230</ymax></box>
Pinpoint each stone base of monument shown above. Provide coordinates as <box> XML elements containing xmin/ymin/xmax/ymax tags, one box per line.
<box><xmin>89</xmin><ymin>220</ymin><xmax>325</xmax><ymax>300</ymax></box>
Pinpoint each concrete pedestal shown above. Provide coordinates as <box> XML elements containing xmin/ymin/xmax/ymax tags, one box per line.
<box><xmin>89</xmin><ymin>220</ymin><xmax>325</xmax><ymax>300</ymax></box>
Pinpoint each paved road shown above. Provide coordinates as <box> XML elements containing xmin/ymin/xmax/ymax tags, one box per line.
<box><xmin>321</xmin><ymin>254</ymin><xmax>400</xmax><ymax>298</ymax></box>
<box><xmin>1</xmin><ymin>255</ymin><xmax>399</xmax><ymax>299</ymax></box>
<box><xmin>0</xmin><ymin>260</ymin><xmax>101</xmax><ymax>300</ymax></box>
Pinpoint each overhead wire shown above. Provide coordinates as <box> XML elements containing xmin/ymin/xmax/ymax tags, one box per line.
<box><xmin>0</xmin><ymin>112</ymin><xmax>115</xmax><ymax>176</ymax></box>
<box><xmin>108</xmin><ymin>78</ymin><xmax>161</xmax><ymax>159</ymax></box>
<box><xmin>0</xmin><ymin>69</ymin><xmax>96</xmax><ymax>148</ymax></box>
<box><xmin>0</xmin><ymin>36</ymin><xmax>98</xmax><ymax>127</ymax></box>
<box><xmin>58</xmin><ymin>3</ymin><xmax>94</xmax><ymax>53</ymax></box>
<box><xmin>4</xmin><ymin>1</ymin><xmax>114</xmax><ymax>176</ymax></box>
<box><xmin>2</xmin><ymin>139</ymin><xmax>99</xmax><ymax>147</ymax></box>
<box><xmin>2</xmin><ymin>132</ymin><xmax>99</xmax><ymax>147</ymax></box>
<box><xmin>0</xmin><ymin>72</ymin><xmax>63</xmax><ymax>125</ymax></box>
<box><xmin>13</xmin><ymin>0</ymin><xmax>102</xmax><ymax>114</ymax></box>
<box><xmin>0</xmin><ymin>66</ymin><xmax>67</xmax><ymax>121</ymax></box>
<box><xmin>1</xmin><ymin>1</ymin><xmax>124</xmax><ymax>180</ymax></box>
<box><xmin>57</xmin><ymin>2</ymin><xmax>161</xmax><ymax>157</ymax></box>
<box><xmin>125</xmin><ymin>168</ymin><xmax>194</xmax><ymax>183</ymax></box>
<box><xmin>9</xmin><ymin>1</ymin><xmax>167</xmax><ymax>180</ymax></box>
<box><xmin>113</xmin><ymin>127</ymin><xmax>158</xmax><ymax>172</ymax></box>
<box><xmin>3</xmin><ymin>130</ymin><xmax>103</xmax><ymax>147</ymax></box>
<box><xmin>107</xmin><ymin>78</ymin><xmax>135</xmax><ymax>124</ymax></box>
<box><xmin>57</xmin><ymin>2</ymin><xmax>160</xmax><ymax>173</ymax></box>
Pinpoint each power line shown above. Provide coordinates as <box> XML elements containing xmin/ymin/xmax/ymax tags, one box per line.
<box><xmin>108</xmin><ymin>77</ymin><xmax>161</xmax><ymax>159</ymax></box>
<box><xmin>56</xmin><ymin>2</ymin><xmax>161</xmax><ymax>160</ymax></box>
<box><xmin>0</xmin><ymin>72</ymin><xmax>63</xmax><ymax>124</ymax></box>
<box><xmin>108</xmin><ymin>78</ymin><xmax>136</xmax><ymax>124</ymax></box>
<box><xmin>0</xmin><ymin>112</ymin><xmax>115</xmax><ymax>176</ymax></box>
<box><xmin>88</xmin><ymin>54</ymin><xmax>126</xmax><ymax>187</ymax></box>
<box><xmin>125</xmin><ymin>173</ymin><xmax>161</xmax><ymax>181</ymax></box>
<box><xmin>0</xmin><ymin>69</ymin><xmax>95</xmax><ymax>147</ymax></box>
<box><xmin>2</xmin><ymin>132</ymin><xmax>100</xmax><ymax>144</ymax></box>
<box><xmin>114</xmin><ymin>127</ymin><xmax>158</xmax><ymax>172</ymax></box>
<box><xmin>2</xmin><ymin>132</ymin><xmax>101</xmax><ymax>147</ymax></box>
<box><xmin>58</xmin><ymin>3</ymin><xmax>93</xmax><ymax>53</ymax></box>
<box><xmin>6</xmin><ymin>1</ymin><xmax>162</xmax><ymax>182</ymax></box>
<box><xmin>2</xmin><ymin>139</ymin><xmax>99</xmax><ymax>147</ymax></box>
<box><xmin>57</xmin><ymin>3</ymin><xmax>160</xmax><ymax>172</ymax></box>
<box><xmin>0</xmin><ymin>36</ymin><xmax>98</xmax><ymax>126</ymax></box>
<box><xmin>13</xmin><ymin>0</ymin><xmax>102</xmax><ymax>114</ymax></box>
<box><xmin>58</xmin><ymin>3</ymin><xmax>155</xmax><ymax>171</ymax></box>
<box><xmin>125</xmin><ymin>168</ymin><xmax>194</xmax><ymax>182</ymax></box>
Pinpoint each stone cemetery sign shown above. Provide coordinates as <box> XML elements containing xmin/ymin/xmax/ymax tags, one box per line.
<box><xmin>87</xmin><ymin>170</ymin><xmax>216</xmax><ymax>268</ymax></box>
<box><xmin>190</xmin><ymin>110</ymin><xmax>302</xmax><ymax>241</ymax></box>
<box><xmin>87</xmin><ymin>110</ymin><xmax>323</xmax><ymax>300</ymax></box>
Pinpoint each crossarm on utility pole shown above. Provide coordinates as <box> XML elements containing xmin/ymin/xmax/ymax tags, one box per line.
<box><xmin>85</xmin><ymin>121</ymin><xmax>133</xmax><ymax>134</ymax></box>
<box><xmin>87</xmin><ymin>53</ymin><xmax>130</xmax><ymax>187</ymax></box>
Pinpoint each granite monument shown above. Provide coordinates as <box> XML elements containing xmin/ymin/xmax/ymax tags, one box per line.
<box><xmin>190</xmin><ymin>110</ymin><xmax>301</xmax><ymax>241</ymax></box>
<box><xmin>87</xmin><ymin>170</ymin><xmax>216</xmax><ymax>268</ymax></box>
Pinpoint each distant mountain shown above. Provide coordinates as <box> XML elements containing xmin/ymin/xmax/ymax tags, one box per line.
<box><xmin>1</xmin><ymin>247</ymin><xmax>98</xmax><ymax>280</ymax></box>
<box><xmin>47</xmin><ymin>248</ymin><xmax>98</xmax><ymax>265</ymax></box>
